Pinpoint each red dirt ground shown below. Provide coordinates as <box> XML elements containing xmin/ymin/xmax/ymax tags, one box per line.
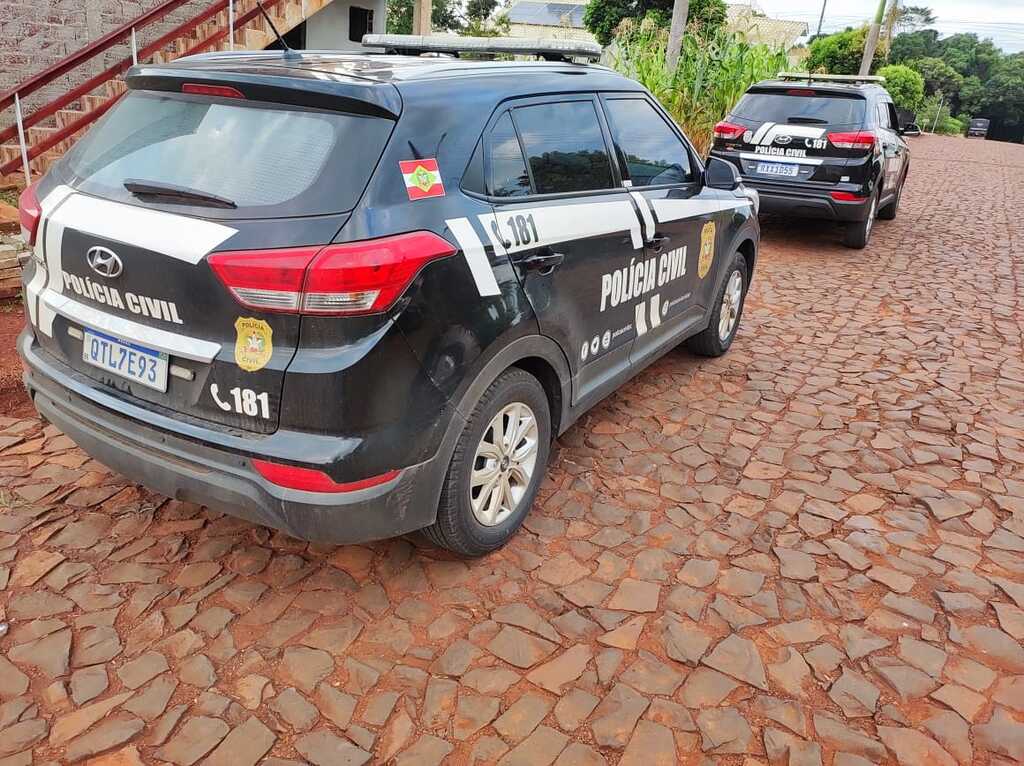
<box><xmin>0</xmin><ymin>299</ymin><xmax>31</xmax><ymax>418</ymax></box>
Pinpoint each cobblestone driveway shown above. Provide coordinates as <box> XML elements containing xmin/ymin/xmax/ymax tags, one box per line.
<box><xmin>1</xmin><ymin>135</ymin><xmax>1024</xmax><ymax>765</ymax></box>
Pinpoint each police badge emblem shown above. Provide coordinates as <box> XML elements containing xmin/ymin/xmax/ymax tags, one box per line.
<box><xmin>698</xmin><ymin>221</ymin><xmax>716</xmax><ymax>279</ymax></box>
<box><xmin>234</xmin><ymin>317</ymin><xmax>273</xmax><ymax>372</ymax></box>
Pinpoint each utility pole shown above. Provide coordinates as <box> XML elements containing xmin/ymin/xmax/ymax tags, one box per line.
<box><xmin>931</xmin><ymin>92</ymin><xmax>944</xmax><ymax>133</ymax></box>
<box><xmin>666</xmin><ymin>0</ymin><xmax>689</xmax><ymax>72</ymax></box>
<box><xmin>859</xmin><ymin>0</ymin><xmax>887</xmax><ymax>75</ymax></box>
<box><xmin>815</xmin><ymin>0</ymin><xmax>827</xmax><ymax>38</ymax></box>
<box><xmin>412</xmin><ymin>0</ymin><xmax>432</xmax><ymax>35</ymax></box>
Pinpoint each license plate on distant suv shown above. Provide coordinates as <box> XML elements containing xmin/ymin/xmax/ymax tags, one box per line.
<box><xmin>756</xmin><ymin>162</ymin><xmax>799</xmax><ymax>177</ymax></box>
<box><xmin>82</xmin><ymin>329</ymin><xmax>169</xmax><ymax>392</ymax></box>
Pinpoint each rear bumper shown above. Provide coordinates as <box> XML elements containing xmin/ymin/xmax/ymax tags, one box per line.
<box><xmin>743</xmin><ymin>180</ymin><xmax>871</xmax><ymax>222</ymax></box>
<box><xmin>19</xmin><ymin>329</ymin><xmax>454</xmax><ymax>544</ymax></box>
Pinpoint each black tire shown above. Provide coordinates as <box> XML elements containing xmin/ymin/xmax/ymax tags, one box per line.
<box><xmin>686</xmin><ymin>251</ymin><xmax>748</xmax><ymax>358</ymax></box>
<box><xmin>423</xmin><ymin>368</ymin><xmax>551</xmax><ymax>557</ymax></box>
<box><xmin>877</xmin><ymin>177</ymin><xmax>903</xmax><ymax>220</ymax></box>
<box><xmin>843</xmin><ymin>192</ymin><xmax>878</xmax><ymax>249</ymax></box>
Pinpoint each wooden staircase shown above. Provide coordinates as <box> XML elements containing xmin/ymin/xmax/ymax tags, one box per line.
<box><xmin>0</xmin><ymin>0</ymin><xmax>334</xmax><ymax>187</ymax></box>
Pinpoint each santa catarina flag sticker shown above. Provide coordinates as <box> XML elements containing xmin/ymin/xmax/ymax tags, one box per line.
<box><xmin>400</xmin><ymin>158</ymin><xmax>445</xmax><ymax>200</ymax></box>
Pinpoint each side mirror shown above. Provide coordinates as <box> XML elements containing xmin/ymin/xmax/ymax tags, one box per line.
<box><xmin>901</xmin><ymin>123</ymin><xmax>921</xmax><ymax>136</ymax></box>
<box><xmin>704</xmin><ymin>157</ymin><xmax>741</xmax><ymax>190</ymax></box>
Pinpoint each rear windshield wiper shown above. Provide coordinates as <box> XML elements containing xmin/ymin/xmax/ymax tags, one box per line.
<box><xmin>123</xmin><ymin>179</ymin><xmax>237</xmax><ymax>209</ymax></box>
<box><xmin>787</xmin><ymin>117</ymin><xmax>829</xmax><ymax>124</ymax></box>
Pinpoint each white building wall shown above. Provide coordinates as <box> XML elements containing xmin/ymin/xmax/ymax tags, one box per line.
<box><xmin>304</xmin><ymin>0</ymin><xmax>387</xmax><ymax>52</ymax></box>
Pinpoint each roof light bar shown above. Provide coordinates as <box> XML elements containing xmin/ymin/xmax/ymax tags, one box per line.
<box><xmin>777</xmin><ymin>72</ymin><xmax>886</xmax><ymax>84</ymax></box>
<box><xmin>361</xmin><ymin>34</ymin><xmax>602</xmax><ymax>62</ymax></box>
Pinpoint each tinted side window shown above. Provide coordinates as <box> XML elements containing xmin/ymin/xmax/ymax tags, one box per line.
<box><xmin>488</xmin><ymin>112</ymin><xmax>531</xmax><ymax>198</ymax></box>
<box><xmin>604</xmin><ymin>98</ymin><xmax>691</xmax><ymax>186</ymax></box>
<box><xmin>512</xmin><ymin>101</ymin><xmax>614</xmax><ymax>194</ymax></box>
<box><xmin>886</xmin><ymin>103</ymin><xmax>901</xmax><ymax>130</ymax></box>
<box><xmin>876</xmin><ymin>102</ymin><xmax>892</xmax><ymax>129</ymax></box>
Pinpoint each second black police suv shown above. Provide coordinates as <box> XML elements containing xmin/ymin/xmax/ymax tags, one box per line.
<box><xmin>18</xmin><ymin>37</ymin><xmax>759</xmax><ymax>555</ymax></box>
<box><xmin>710</xmin><ymin>73</ymin><xmax>911</xmax><ymax>249</ymax></box>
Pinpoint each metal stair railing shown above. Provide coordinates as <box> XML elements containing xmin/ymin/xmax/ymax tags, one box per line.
<box><xmin>0</xmin><ymin>0</ymin><xmax>287</xmax><ymax>183</ymax></box>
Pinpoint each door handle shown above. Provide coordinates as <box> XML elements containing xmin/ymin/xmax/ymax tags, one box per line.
<box><xmin>521</xmin><ymin>250</ymin><xmax>564</xmax><ymax>275</ymax></box>
<box><xmin>650</xmin><ymin>234</ymin><xmax>670</xmax><ymax>252</ymax></box>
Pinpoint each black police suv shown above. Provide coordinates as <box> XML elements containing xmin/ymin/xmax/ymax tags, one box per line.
<box><xmin>710</xmin><ymin>74</ymin><xmax>910</xmax><ymax>249</ymax></box>
<box><xmin>17</xmin><ymin>40</ymin><xmax>759</xmax><ymax>556</ymax></box>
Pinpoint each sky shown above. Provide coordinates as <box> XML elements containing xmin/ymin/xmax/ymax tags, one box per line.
<box><xmin>730</xmin><ymin>0</ymin><xmax>1024</xmax><ymax>53</ymax></box>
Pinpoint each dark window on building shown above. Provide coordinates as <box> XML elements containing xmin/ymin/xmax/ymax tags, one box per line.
<box><xmin>603</xmin><ymin>98</ymin><xmax>691</xmax><ymax>186</ymax></box>
<box><xmin>350</xmin><ymin>7</ymin><xmax>374</xmax><ymax>43</ymax></box>
<box><xmin>512</xmin><ymin>100</ymin><xmax>614</xmax><ymax>194</ymax></box>
<box><xmin>488</xmin><ymin>112</ymin><xmax>531</xmax><ymax>197</ymax></box>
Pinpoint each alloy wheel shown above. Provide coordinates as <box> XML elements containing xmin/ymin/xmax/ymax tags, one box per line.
<box><xmin>718</xmin><ymin>269</ymin><xmax>743</xmax><ymax>342</ymax></box>
<box><xmin>469</xmin><ymin>402</ymin><xmax>539</xmax><ymax>526</ymax></box>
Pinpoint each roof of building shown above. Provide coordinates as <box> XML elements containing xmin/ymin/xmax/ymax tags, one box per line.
<box><xmin>727</xmin><ymin>4</ymin><xmax>809</xmax><ymax>49</ymax></box>
<box><xmin>507</xmin><ymin>1</ymin><xmax>586</xmax><ymax>29</ymax></box>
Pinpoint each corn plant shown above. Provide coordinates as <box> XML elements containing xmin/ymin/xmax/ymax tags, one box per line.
<box><xmin>610</xmin><ymin>18</ymin><xmax>790</xmax><ymax>155</ymax></box>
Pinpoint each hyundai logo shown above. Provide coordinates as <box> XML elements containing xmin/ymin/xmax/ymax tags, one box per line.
<box><xmin>774</xmin><ymin>135</ymin><xmax>793</xmax><ymax>145</ymax></box>
<box><xmin>86</xmin><ymin>246</ymin><xmax>123</xmax><ymax>279</ymax></box>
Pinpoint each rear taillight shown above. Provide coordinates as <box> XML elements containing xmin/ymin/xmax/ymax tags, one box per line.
<box><xmin>252</xmin><ymin>459</ymin><xmax>400</xmax><ymax>493</ymax></box>
<box><xmin>828</xmin><ymin>131</ymin><xmax>876</xmax><ymax>151</ymax></box>
<box><xmin>208</xmin><ymin>232</ymin><xmax>456</xmax><ymax>316</ymax></box>
<box><xmin>18</xmin><ymin>183</ymin><xmax>41</xmax><ymax>247</ymax></box>
<box><xmin>713</xmin><ymin>121</ymin><xmax>746</xmax><ymax>141</ymax></box>
<box><xmin>207</xmin><ymin>247</ymin><xmax>318</xmax><ymax>312</ymax></box>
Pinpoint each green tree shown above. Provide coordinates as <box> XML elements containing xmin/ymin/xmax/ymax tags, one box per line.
<box><xmin>583</xmin><ymin>0</ymin><xmax>726</xmax><ymax>47</ymax></box>
<box><xmin>806</xmin><ymin>27</ymin><xmax>884</xmax><ymax>75</ymax></box>
<box><xmin>940</xmin><ymin>33</ymin><xmax>1000</xmax><ymax>81</ymax></box>
<box><xmin>466</xmin><ymin>0</ymin><xmax>499</xmax><ymax>23</ymax></box>
<box><xmin>894</xmin><ymin>5</ymin><xmax>936</xmax><ymax>33</ymax></box>
<box><xmin>987</xmin><ymin>53</ymin><xmax>1024</xmax><ymax>128</ymax></box>
<box><xmin>958</xmin><ymin>75</ymin><xmax>988</xmax><ymax>116</ymax></box>
<box><xmin>877</xmin><ymin>64</ymin><xmax>925</xmax><ymax>111</ymax></box>
<box><xmin>890</xmin><ymin>29</ymin><xmax>941</xmax><ymax>63</ymax></box>
<box><xmin>387</xmin><ymin>0</ymin><xmax>465</xmax><ymax>33</ymax></box>
<box><xmin>913</xmin><ymin>56</ymin><xmax>964</xmax><ymax>99</ymax></box>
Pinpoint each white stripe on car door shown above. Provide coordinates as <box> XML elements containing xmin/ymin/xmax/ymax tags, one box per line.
<box><xmin>445</xmin><ymin>217</ymin><xmax>502</xmax><ymax>297</ymax></box>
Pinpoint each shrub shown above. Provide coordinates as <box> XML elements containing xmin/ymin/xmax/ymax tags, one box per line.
<box><xmin>610</xmin><ymin>18</ymin><xmax>789</xmax><ymax>155</ymax></box>
<box><xmin>877</xmin><ymin>64</ymin><xmax>925</xmax><ymax>112</ymax></box>
<box><xmin>916</xmin><ymin>95</ymin><xmax>963</xmax><ymax>135</ymax></box>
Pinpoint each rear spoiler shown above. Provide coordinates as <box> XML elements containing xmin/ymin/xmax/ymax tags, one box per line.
<box><xmin>126</xmin><ymin>65</ymin><xmax>402</xmax><ymax>120</ymax></box>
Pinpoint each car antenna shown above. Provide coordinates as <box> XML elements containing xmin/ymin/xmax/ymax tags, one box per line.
<box><xmin>255</xmin><ymin>0</ymin><xmax>297</xmax><ymax>56</ymax></box>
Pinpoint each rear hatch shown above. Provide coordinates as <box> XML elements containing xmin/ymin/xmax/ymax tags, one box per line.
<box><xmin>32</xmin><ymin>75</ymin><xmax>397</xmax><ymax>433</ymax></box>
<box><xmin>713</xmin><ymin>86</ymin><xmax>868</xmax><ymax>184</ymax></box>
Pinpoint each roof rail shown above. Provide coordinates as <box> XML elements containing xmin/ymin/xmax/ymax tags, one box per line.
<box><xmin>777</xmin><ymin>72</ymin><xmax>886</xmax><ymax>84</ymax></box>
<box><xmin>360</xmin><ymin>34</ymin><xmax>602</xmax><ymax>62</ymax></box>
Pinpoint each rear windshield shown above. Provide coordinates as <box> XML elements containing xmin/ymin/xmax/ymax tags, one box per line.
<box><xmin>733</xmin><ymin>92</ymin><xmax>866</xmax><ymax>125</ymax></box>
<box><xmin>61</xmin><ymin>91</ymin><xmax>393</xmax><ymax>218</ymax></box>
<box><xmin>970</xmin><ymin>119</ymin><xmax>989</xmax><ymax>128</ymax></box>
